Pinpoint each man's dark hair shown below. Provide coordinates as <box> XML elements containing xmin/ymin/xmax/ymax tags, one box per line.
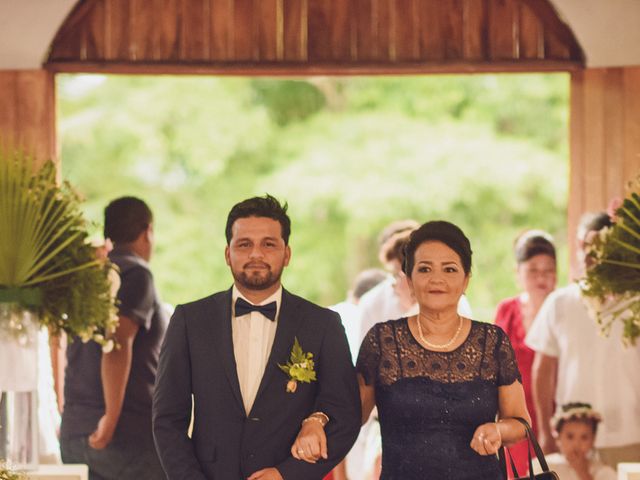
<box><xmin>104</xmin><ymin>196</ymin><xmax>153</xmax><ymax>243</ymax></box>
<box><xmin>225</xmin><ymin>194</ymin><xmax>291</xmax><ymax>245</ymax></box>
<box><xmin>578</xmin><ymin>211</ymin><xmax>613</xmax><ymax>241</ymax></box>
<box><xmin>352</xmin><ymin>268</ymin><xmax>387</xmax><ymax>300</ymax></box>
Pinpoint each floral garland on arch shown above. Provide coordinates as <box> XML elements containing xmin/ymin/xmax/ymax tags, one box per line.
<box><xmin>0</xmin><ymin>148</ymin><xmax>118</xmax><ymax>350</ymax></box>
<box><xmin>581</xmin><ymin>176</ymin><xmax>640</xmax><ymax>346</ymax></box>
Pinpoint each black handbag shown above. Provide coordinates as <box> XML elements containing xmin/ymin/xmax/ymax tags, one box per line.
<box><xmin>499</xmin><ymin>417</ymin><xmax>560</xmax><ymax>480</ymax></box>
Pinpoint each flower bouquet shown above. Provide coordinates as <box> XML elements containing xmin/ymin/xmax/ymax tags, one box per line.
<box><xmin>0</xmin><ymin>461</ymin><xmax>25</xmax><ymax>480</ymax></box>
<box><xmin>0</xmin><ymin>148</ymin><xmax>118</xmax><ymax>348</ymax></box>
<box><xmin>581</xmin><ymin>176</ymin><xmax>640</xmax><ymax>345</ymax></box>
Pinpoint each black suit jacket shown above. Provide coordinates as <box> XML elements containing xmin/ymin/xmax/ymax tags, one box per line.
<box><xmin>152</xmin><ymin>288</ymin><xmax>361</xmax><ymax>480</ymax></box>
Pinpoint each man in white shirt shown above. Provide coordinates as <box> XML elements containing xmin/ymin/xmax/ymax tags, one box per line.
<box><xmin>526</xmin><ymin>212</ymin><xmax>640</xmax><ymax>468</ymax></box>
<box><xmin>153</xmin><ymin>195</ymin><xmax>360</xmax><ymax>480</ymax></box>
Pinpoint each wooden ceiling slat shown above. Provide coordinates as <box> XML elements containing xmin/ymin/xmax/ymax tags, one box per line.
<box><xmin>374</xmin><ymin>0</ymin><xmax>391</xmax><ymax>61</ymax></box>
<box><xmin>104</xmin><ymin>0</ymin><xmax>131</xmax><ymax>60</ymax></box>
<box><xmin>46</xmin><ymin>0</ymin><xmax>584</xmax><ymax>72</ymax></box>
<box><xmin>330</xmin><ymin>0</ymin><xmax>351</xmax><ymax>61</ymax></box>
<box><xmin>307</xmin><ymin>0</ymin><xmax>333</xmax><ymax>61</ymax></box>
<box><xmin>353</xmin><ymin>0</ymin><xmax>373</xmax><ymax>61</ymax></box>
<box><xmin>544</xmin><ymin>29</ymin><xmax>570</xmax><ymax>60</ymax></box>
<box><xmin>83</xmin><ymin>0</ymin><xmax>105</xmax><ymax>60</ymax></box>
<box><xmin>256</xmin><ymin>0</ymin><xmax>279</xmax><ymax>61</ymax></box>
<box><xmin>130</xmin><ymin>0</ymin><xmax>156</xmax><ymax>61</ymax></box>
<box><xmin>232</xmin><ymin>0</ymin><xmax>257</xmax><ymax>61</ymax></box>
<box><xmin>181</xmin><ymin>0</ymin><xmax>210</xmax><ymax>60</ymax></box>
<box><xmin>420</xmin><ymin>0</ymin><xmax>445</xmax><ymax>61</ymax></box>
<box><xmin>282</xmin><ymin>0</ymin><xmax>306</xmax><ymax>61</ymax></box>
<box><xmin>392</xmin><ymin>0</ymin><xmax>420</xmax><ymax>61</ymax></box>
<box><xmin>461</xmin><ymin>0</ymin><xmax>487</xmax><ymax>61</ymax></box>
<box><xmin>518</xmin><ymin>2</ymin><xmax>543</xmax><ymax>59</ymax></box>
<box><xmin>211</xmin><ymin>0</ymin><xmax>233</xmax><ymax>60</ymax></box>
<box><xmin>441</xmin><ymin>0</ymin><xmax>464</xmax><ymax>60</ymax></box>
<box><xmin>488</xmin><ymin>0</ymin><xmax>518</xmax><ymax>60</ymax></box>
<box><xmin>158</xmin><ymin>0</ymin><xmax>180</xmax><ymax>60</ymax></box>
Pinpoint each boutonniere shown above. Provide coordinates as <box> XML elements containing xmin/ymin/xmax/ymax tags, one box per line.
<box><xmin>278</xmin><ymin>337</ymin><xmax>316</xmax><ymax>393</ymax></box>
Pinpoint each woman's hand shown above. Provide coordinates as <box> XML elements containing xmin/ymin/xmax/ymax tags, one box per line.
<box><xmin>290</xmin><ymin>419</ymin><xmax>328</xmax><ymax>463</ymax></box>
<box><xmin>470</xmin><ymin>422</ymin><xmax>502</xmax><ymax>456</ymax></box>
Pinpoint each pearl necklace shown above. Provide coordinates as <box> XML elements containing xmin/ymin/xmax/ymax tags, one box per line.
<box><xmin>416</xmin><ymin>314</ymin><xmax>464</xmax><ymax>350</ymax></box>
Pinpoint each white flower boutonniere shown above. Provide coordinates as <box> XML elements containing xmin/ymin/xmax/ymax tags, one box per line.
<box><xmin>278</xmin><ymin>337</ymin><xmax>316</xmax><ymax>393</ymax></box>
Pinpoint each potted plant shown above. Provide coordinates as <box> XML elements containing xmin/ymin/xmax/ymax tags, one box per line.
<box><xmin>581</xmin><ymin>175</ymin><xmax>640</xmax><ymax>345</ymax></box>
<box><xmin>0</xmin><ymin>148</ymin><xmax>117</xmax><ymax>468</ymax></box>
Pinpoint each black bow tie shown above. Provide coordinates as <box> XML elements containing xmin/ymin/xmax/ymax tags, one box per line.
<box><xmin>234</xmin><ymin>297</ymin><xmax>277</xmax><ymax>321</ymax></box>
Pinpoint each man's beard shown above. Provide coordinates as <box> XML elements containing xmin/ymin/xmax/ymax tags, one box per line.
<box><xmin>232</xmin><ymin>263</ymin><xmax>284</xmax><ymax>291</ymax></box>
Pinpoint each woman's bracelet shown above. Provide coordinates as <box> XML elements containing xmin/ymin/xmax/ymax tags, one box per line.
<box><xmin>495</xmin><ymin>421</ymin><xmax>503</xmax><ymax>444</ymax></box>
<box><xmin>302</xmin><ymin>411</ymin><xmax>329</xmax><ymax>427</ymax></box>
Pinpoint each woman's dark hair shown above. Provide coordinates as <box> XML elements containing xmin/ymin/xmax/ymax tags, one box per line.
<box><xmin>225</xmin><ymin>194</ymin><xmax>291</xmax><ymax>245</ymax></box>
<box><xmin>514</xmin><ymin>230</ymin><xmax>556</xmax><ymax>264</ymax></box>
<box><xmin>402</xmin><ymin>221</ymin><xmax>472</xmax><ymax>276</ymax></box>
<box><xmin>104</xmin><ymin>196</ymin><xmax>153</xmax><ymax>243</ymax></box>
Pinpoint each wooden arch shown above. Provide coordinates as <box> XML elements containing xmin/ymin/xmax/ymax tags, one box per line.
<box><xmin>46</xmin><ymin>0</ymin><xmax>584</xmax><ymax>74</ymax></box>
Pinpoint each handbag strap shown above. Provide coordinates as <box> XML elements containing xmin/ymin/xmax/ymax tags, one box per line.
<box><xmin>512</xmin><ymin>417</ymin><xmax>552</xmax><ymax>472</ymax></box>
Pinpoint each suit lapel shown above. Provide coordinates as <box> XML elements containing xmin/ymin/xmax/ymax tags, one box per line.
<box><xmin>249</xmin><ymin>289</ymin><xmax>301</xmax><ymax>415</ymax></box>
<box><xmin>211</xmin><ymin>288</ymin><xmax>245</xmax><ymax>412</ymax></box>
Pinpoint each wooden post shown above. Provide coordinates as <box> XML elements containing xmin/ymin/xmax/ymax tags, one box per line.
<box><xmin>0</xmin><ymin>69</ymin><xmax>57</xmax><ymax>168</ymax></box>
<box><xmin>568</xmin><ymin>66</ymin><xmax>640</xmax><ymax>278</ymax></box>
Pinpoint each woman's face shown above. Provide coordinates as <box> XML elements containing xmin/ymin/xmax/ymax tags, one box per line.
<box><xmin>516</xmin><ymin>253</ymin><xmax>556</xmax><ymax>300</ymax></box>
<box><xmin>407</xmin><ymin>241</ymin><xmax>469</xmax><ymax>313</ymax></box>
<box><xmin>556</xmin><ymin>421</ymin><xmax>595</xmax><ymax>459</ymax></box>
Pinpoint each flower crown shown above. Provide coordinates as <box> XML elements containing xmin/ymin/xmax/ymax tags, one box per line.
<box><xmin>552</xmin><ymin>402</ymin><xmax>602</xmax><ymax>430</ymax></box>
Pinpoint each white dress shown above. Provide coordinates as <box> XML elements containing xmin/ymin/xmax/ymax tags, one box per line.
<box><xmin>532</xmin><ymin>452</ymin><xmax>617</xmax><ymax>480</ymax></box>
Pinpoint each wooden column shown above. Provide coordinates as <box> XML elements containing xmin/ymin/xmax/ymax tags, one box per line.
<box><xmin>569</xmin><ymin>66</ymin><xmax>640</xmax><ymax>277</ymax></box>
<box><xmin>0</xmin><ymin>69</ymin><xmax>57</xmax><ymax>167</ymax></box>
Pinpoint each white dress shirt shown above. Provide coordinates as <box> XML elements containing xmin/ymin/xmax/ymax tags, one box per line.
<box><xmin>232</xmin><ymin>285</ymin><xmax>282</xmax><ymax>415</ymax></box>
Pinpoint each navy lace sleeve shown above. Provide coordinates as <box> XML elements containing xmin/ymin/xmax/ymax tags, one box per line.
<box><xmin>495</xmin><ymin>325</ymin><xmax>522</xmax><ymax>386</ymax></box>
<box><xmin>356</xmin><ymin>324</ymin><xmax>380</xmax><ymax>386</ymax></box>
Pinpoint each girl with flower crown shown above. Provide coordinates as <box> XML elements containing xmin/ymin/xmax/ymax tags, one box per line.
<box><xmin>531</xmin><ymin>402</ymin><xmax>616</xmax><ymax>480</ymax></box>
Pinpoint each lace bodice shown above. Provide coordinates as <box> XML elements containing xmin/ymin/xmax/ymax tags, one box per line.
<box><xmin>356</xmin><ymin>318</ymin><xmax>521</xmax><ymax>480</ymax></box>
<box><xmin>357</xmin><ymin>318</ymin><xmax>520</xmax><ymax>387</ymax></box>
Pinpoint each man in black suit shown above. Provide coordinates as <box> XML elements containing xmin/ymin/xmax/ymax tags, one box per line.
<box><xmin>152</xmin><ymin>194</ymin><xmax>361</xmax><ymax>480</ymax></box>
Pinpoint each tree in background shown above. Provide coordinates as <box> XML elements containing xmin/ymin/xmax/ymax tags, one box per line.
<box><xmin>58</xmin><ymin>73</ymin><xmax>569</xmax><ymax>319</ymax></box>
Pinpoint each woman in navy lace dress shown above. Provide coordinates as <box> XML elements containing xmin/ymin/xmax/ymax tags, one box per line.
<box><xmin>355</xmin><ymin>221</ymin><xmax>530</xmax><ymax>479</ymax></box>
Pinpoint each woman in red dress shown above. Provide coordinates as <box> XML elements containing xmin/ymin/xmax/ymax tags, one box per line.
<box><xmin>494</xmin><ymin>230</ymin><xmax>557</xmax><ymax>478</ymax></box>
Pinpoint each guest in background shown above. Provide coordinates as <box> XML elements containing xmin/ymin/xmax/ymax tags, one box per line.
<box><xmin>532</xmin><ymin>402</ymin><xmax>616</xmax><ymax>480</ymax></box>
<box><xmin>330</xmin><ymin>268</ymin><xmax>387</xmax><ymax>363</ymax></box>
<box><xmin>329</xmin><ymin>268</ymin><xmax>387</xmax><ymax>480</ymax></box>
<box><xmin>495</xmin><ymin>229</ymin><xmax>557</xmax><ymax>477</ymax></box>
<box><xmin>60</xmin><ymin>197</ymin><xmax>168</xmax><ymax>480</ymax></box>
<box><xmin>527</xmin><ymin>212</ymin><xmax>640</xmax><ymax>468</ymax></box>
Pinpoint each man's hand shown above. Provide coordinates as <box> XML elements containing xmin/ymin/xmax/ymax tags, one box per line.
<box><xmin>247</xmin><ymin>467</ymin><xmax>284</xmax><ymax>480</ymax></box>
<box><xmin>88</xmin><ymin>414</ymin><xmax>117</xmax><ymax>449</ymax></box>
<box><xmin>290</xmin><ymin>420</ymin><xmax>327</xmax><ymax>464</ymax></box>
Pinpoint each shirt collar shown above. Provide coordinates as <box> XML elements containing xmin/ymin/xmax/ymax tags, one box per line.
<box><xmin>232</xmin><ymin>285</ymin><xmax>282</xmax><ymax>321</ymax></box>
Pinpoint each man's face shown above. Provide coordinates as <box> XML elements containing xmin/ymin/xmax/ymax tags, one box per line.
<box><xmin>225</xmin><ymin>216</ymin><xmax>291</xmax><ymax>294</ymax></box>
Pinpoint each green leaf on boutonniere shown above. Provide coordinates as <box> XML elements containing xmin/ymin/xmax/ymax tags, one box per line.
<box><xmin>278</xmin><ymin>337</ymin><xmax>317</xmax><ymax>391</ymax></box>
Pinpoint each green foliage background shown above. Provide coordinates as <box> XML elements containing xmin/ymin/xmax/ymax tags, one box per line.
<box><xmin>58</xmin><ymin>73</ymin><xmax>570</xmax><ymax>320</ymax></box>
